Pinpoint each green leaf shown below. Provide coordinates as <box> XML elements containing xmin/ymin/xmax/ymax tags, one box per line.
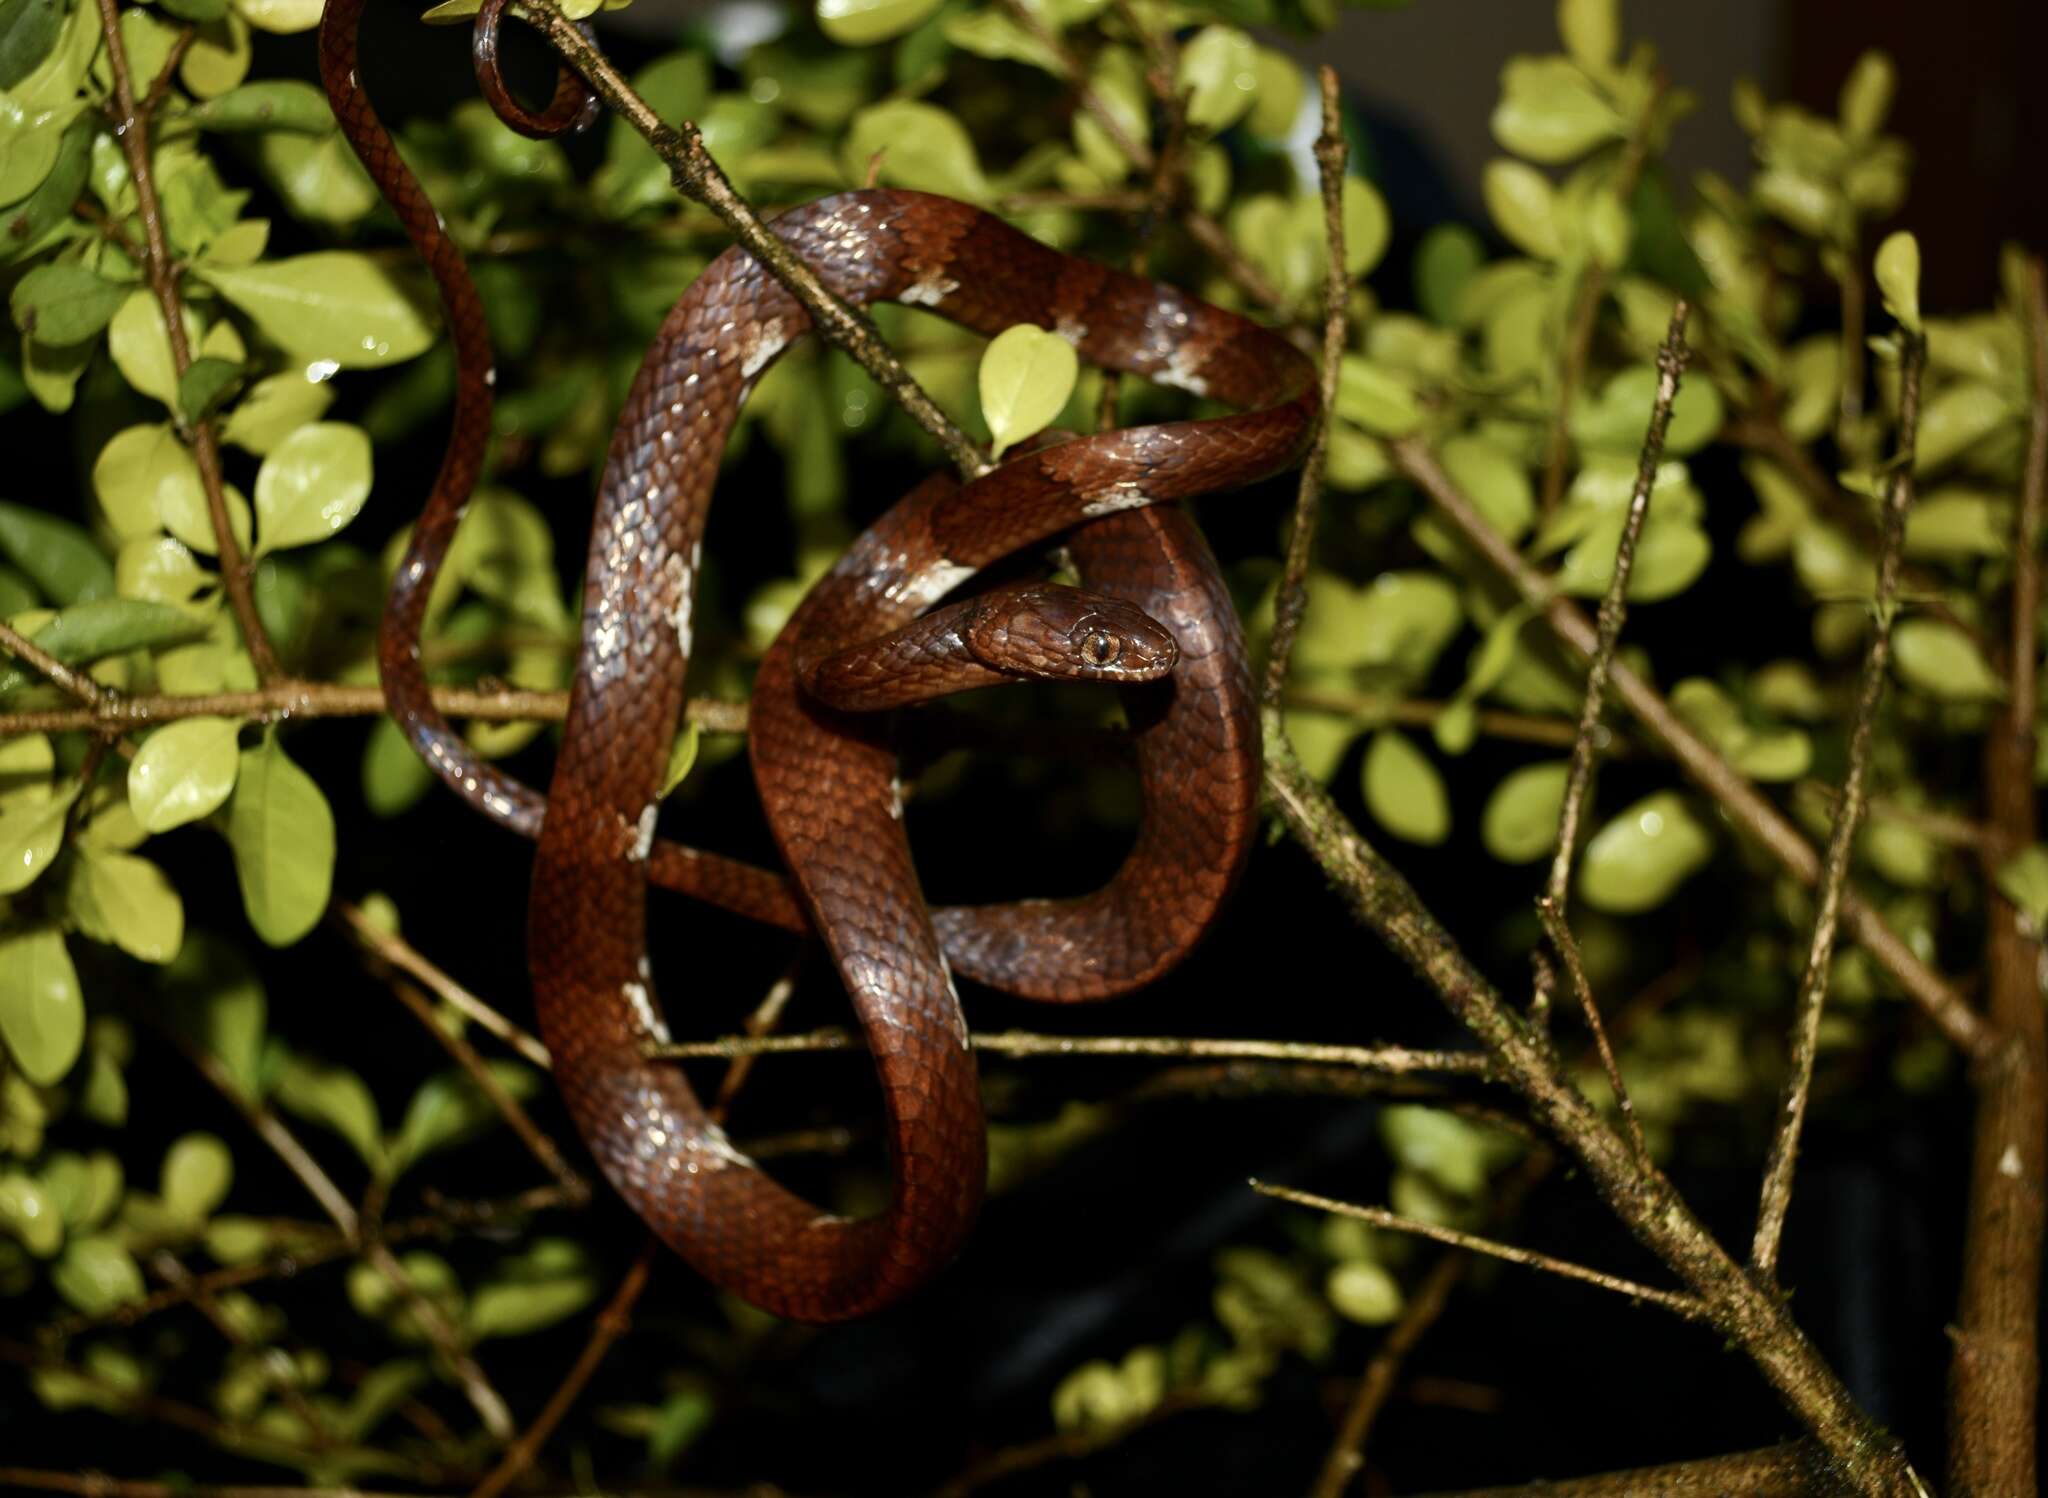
<box><xmin>0</xmin><ymin>926</ymin><xmax>83</xmax><ymax>1083</ymax></box>
<box><xmin>274</xmin><ymin>1052</ymin><xmax>385</xmax><ymax>1172</ymax></box>
<box><xmin>0</xmin><ymin>731</ymin><xmax>52</xmax><ymax>813</ymax></box>
<box><xmin>93</xmin><ymin>423</ymin><xmax>202</xmax><ymax>542</ymax></box>
<box><xmin>1341</xmin><ymin>176</ymin><xmax>1391</xmax><ymax>279</ymax></box>
<box><xmin>0</xmin><ymin>1169</ymin><xmax>62</xmax><ymax>1256</ymax></box>
<box><xmin>1491</xmin><ymin>56</ymin><xmax>1623</xmax><ymax>164</ymax></box>
<box><xmin>160</xmin><ymin>1132</ymin><xmax>233</xmax><ymax>1221</ymax></box>
<box><xmin>225</xmin><ymin>732</ymin><xmax>335</xmax><ymax>947</ymax></box>
<box><xmin>1838</xmin><ymin>50</ymin><xmax>1894</xmax><ymax>140</ymax></box>
<box><xmin>1178</xmin><ymin>26</ymin><xmax>1259</xmax><ymax>134</ymax></box>
<box><xmin>51</xmin><ymin>1233</ymin><xmax>145</xmax><ymax>1314</ymax></box>
<box><xmin>179</xmin><ymin>357</ymin><xmax>244</xmax><ymax>426</ymax></box>
<box><xmin>0</xmin><ymin>786</ymin><xmax>77</xmax><ymax>896</ymax></box>
<box><xmin>817</xmin><ymin>0</ymin><xmax>945</xmax><ymax>45</ymax></box>
<box><xmin>1482</xmin><ymin>159</ymin><xmax>1561</xmax><ymax>259</ymax></box>
<box><xmin>253</xmin><ymin>421</ymin><xmax>372</xmax><ymax>554</ymax></box>
<box><xmin>0</xmin><ymin>598</ymin><xmax>212</xmax><ymax>694</ymax></box>
<box><xmin>1572</xmin><ymin>364</ymin><xmax>1725</xmax><ymax>456</ymax></box>
<box><xmin>68</xmin><ymin>848</ymin><xmax>185</xmax><ymax>963</ymax></box>
<box><xmin>1481</xmin><ymin>760</ymin><xmax>1568</xmax><ymax>863</ymax></box>
<box><xmin>1891</xmin><ymin>619</ymin><xmax>2003</xmax><ymax>702</ymax></box>
<box><xmin>467</xmin><ymin>1239</ymin><xmax>600</xmax><ymax>1340</ymax></box>
<box><xmin>9</xmin><ymin>262</ymin><xmax>128</xmax><ymax>346</ymax></box>
<box><xmin>661</xmin><ymin>723</ymin><xmax>701</xmax><ymax>799</ymax></box>
<box><xmin>1874</xmin><ymin>231</ymin><xmax>1920</xmax><ymax>334</ymax></box>
<box><xmin>1381</xmin><ymin>1104</ymin><xmax>1489</xmax><ymax>1195</ymax></box>
<box><xmin>1913</xmin><ymin>383</ymin><xmax>2014</xmax><ymax>473</ymax></box>
<box><xmin>0</xmin><ymin>0</ymin><xmax>65</xmax><ymax>91</ymax></box>
<box><xmin>186</xmin><ymin>78</ymin><xmax>330</xmax><ymax>133</ymax></box>
<box><xmin>1246</xmin><ymin>48</ymin><xmax>1304</xmax><ymax>140</ymax></box>
<box><xmin>2</xmin><ymin>117</ymin><xmax>91</xmax><ymax>268</ymax></box>
<box><xmin>388</xmin><ymin>1062</ymin><xmax>541</xmax><ymax>1178</ymax></box>
<box><xmin>195</xmin><ymin>253</ymin><xmax>436</xmax><ymax>368</ymax></box>
<box><xmin>221</xmin><ymin>369</ymin><xmax>335</xmax><ymax>455</ymax></box>
<box><xmin>1362</xmin><ymin>729</ymin><xmax>1449</xmax><ymax>845</ymax></box>
<box><xmin>1334</xmin><ymin>357</ymin><xmax>1421</xmax><ymax>436</ymax></box>
<box><xmin>1326</xmin><ymin>1259</ymin><xmax>1403</xmax><ymax>1325</ymax></box>
<box><xmin>231</xmin><ymin>0</ymin><xmax>323</xmax><ymax>33</ymax></box>
<box><xmin>1414</xmin><ymin>224</ymin><xmax>1484</xmax><ymax>326</ymax></box>
<box><xmin>1577</xmin><ymin>791</ymin><xmax>1714</xmax><ymax>913</ymax></box>
<box><xmin>0</xmin><ymin>501</ymin><xmax>113</xmax><ymax>603</ymax></box>
<box><xmin>1905</xmin><ymin>488</ymin><xmax>2009</xmax><ymax>558</ymax></box>
<box><xmin>842</xmin><ymin>100</ymin><xmax>989</xmax><ymax>202</ymax></box>
<box><xmin>1995</xmin><ymin>845</ymin><xmax>2048</xmax><ymax>928</ymax></box>
<box><xmin>1437</xmin><ymin>434</ymin><xmax>1534</xmax><ymax>542</ymax></box>
<box><xmin>363</xmin><ymin>715</ymin><xmax>433</xmax><ymax>817</ymax></box>
<box><xmin>106</xmin><ymin>290</ymin><xmax>198</xmax><ymax>407</ymax></box>
<box><xmin>40</xmin><ymin>1150</ymin><xmax>122</xmax><ymax>1232</ymax></box>
<box><xmin>1557</xmin><ymin>0</ymin><xmax>1617</xmax><ymax>73</ymax></box>
<box><xmin>163</xmin><ymin>933</ymin><xmax>265</xmax><ymax>1096</ymax></box>
<box><xmin>130</xmin><ymin>717</ymin><xmax>241</xmax><ymax>832</ymax></box>
<box><xmin>979</xmin><ymin>323</ymin><xmax>1078</xmax><ymax>458</ymax></box>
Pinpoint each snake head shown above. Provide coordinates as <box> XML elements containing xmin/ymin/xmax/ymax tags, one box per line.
<box><xmin>965</xmin><ymin>583</ymin><xmax>1178</xmax><ymax>684</ymax></box>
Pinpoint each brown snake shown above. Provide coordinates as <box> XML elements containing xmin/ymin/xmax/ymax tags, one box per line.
<box><xmin>321</xmin><ymin>0</ymin><xmax>1318</xmax><ymax>1319</ymax></box>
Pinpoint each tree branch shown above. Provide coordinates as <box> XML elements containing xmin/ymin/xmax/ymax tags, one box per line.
<box><xmin>90</xmin><ymin>0</ymin><xmax>279</xmax><ymax>683</ymax></box>
<box><xmin>649</xmin><ymin>1026</ymin><xmax>1490</xmax><ymax>1075</ymax></box>
<box><xmin>1408</xmin><ymin>1442</ymin><xmax>1826</xmax><ymax>1498</ymax></box>
<box><xmin>1390</xmin><ymin>434</ymin><xmax>1992</xmax><ymax>1060</ymax></box>
<box><xmin>1752</xmin><ymin>332</ymin><xmax>1925</xmax><ymax>1278</ymax></box>
<box><xmin>521</xmin><ymin>3</ymin><xmax>988</xmax><ymax>482</ymax></box>
<box><xmin>1252</xmin><ymin>1180</ymin><xmax>1703</xmax><ymax>1321</ymax></box>
<box><xmin>0</xmin><ymin>682</ymin><xmax>745</xmax><ymax>741</ymax></box>
<box><xmin>1259</xmin><ymin>731</ymin><xmax>1923</xmax><ymax>1494</ymax></box>
<box><xmin>467</xmin><ymin>1242</ymin><xmax>655</xmax><ymax>1498</ymax></box>
<box><xmin>1262</xmin><ymin>67</ymin><xmax>1348</xmax><ymax>712</ymax></box>
<box><xmin>1546</xmin><ymin>302</ymin><xmax>1691</xmax><ymax>907</ymax></box>
<box><xmin>1948</xmin><ymin>256</ymin><xmax>2048</xmax><ymax>1498</ymax></box>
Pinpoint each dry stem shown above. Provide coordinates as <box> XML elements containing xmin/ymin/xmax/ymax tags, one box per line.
<box><xmin>1252</xmin><ymin>1181</ymin><xmax>1703</xmax><ymax>1320</ymax></box>
<box><xmin>1261</xmin><ymin>68</ymin><xmax>1349</xmax><ymax>711</ymax></box>
<box><xmin>1948</xmin><ymin>258</ymin><xmax>2048</xmax><ymax>1497</ymax></box>
<box><xmin>1752</xmin><ymin>332</ymin><xmax>1925</xmax><ymax>1279</ymax></box>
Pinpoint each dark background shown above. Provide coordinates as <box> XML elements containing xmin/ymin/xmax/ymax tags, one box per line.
<box><xmin>4</xmin><ymin>0</ymin><xmax>2044</xmax><ymax>1492</ymax></box>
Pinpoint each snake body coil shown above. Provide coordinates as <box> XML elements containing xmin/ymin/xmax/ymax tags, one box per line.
<box><xmin>321</xmin><ymin>2</ymin><xmax>1317</xmax><ymax>1319</ymax></box>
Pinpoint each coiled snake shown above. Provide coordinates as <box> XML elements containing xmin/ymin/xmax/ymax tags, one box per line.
<box><xmin>321</xmin><ymin>0</ymin><xmax>1317</xmax><ymax>1320</ymax></box>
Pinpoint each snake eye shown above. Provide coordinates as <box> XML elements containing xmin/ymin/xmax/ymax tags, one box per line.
<box><xmin>1086</xmin><ymin>631</ymin><xmax>1120</xmax><ymax>666</ymax></box>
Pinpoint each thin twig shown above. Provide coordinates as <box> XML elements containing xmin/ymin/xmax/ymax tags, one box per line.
<box><xmin>710</xmin><ymin>954</ymin><xmax>805</xmax><ymax>1121</ymax></box>
<box><xmin>1250</xmin><ymin>1181</ymin><xmax>1705</xmax><ymax>1320</ymax></box>
<box><xmin>932</xmin><ymin>1392</ymin><xmax>1216</xmax><ymax>1498</ymax></box>
<box><xmin>1546</xmin><ymin>302</ymin><xmax>1691</xmax><ymax>907</ymax></box>
<box><xmin>0</xmin><ymin>619</ymin><xmax>108</xmax><ymax>706</ymax></box>
<box><xmin>358</xmin><ymin>1240</ymin><xmax>513</xmax><ymax>1442</ymax></box>
<box><xmin>1309</xmin><ymin>1154</ymin><xmax>1552</xmax><ymax>1498</ymax></box>
<box><xmin>1284</xmin><ymin>691</ymin><xmax>1603</xmax><ymax>752</ymax></box>
<box><xmin>467</xmin><ymin>1242</ymin><xmax>656</xmax><ymax>1498</ymax></box>
<box><xmin>1537</xmin><ymin>900</ymin><xmax>1648</xmax><ymax>1165</ymax></box>
<box><xmin>1406</xmin><ymin>1443</ymin><xmax>1825</xmax><ymax>1498</ymax></box>
<box><xmin>0</xmin><ymin>683</ymin><xmax>746</xmax><ymax>741</ymax></box>
<box><xmin>334</xmin><ymin>901</ymin><xmax>553</xmax><ymax>1073</ymax></box>
<box><xmin>352</xmin><ymin>929</ymin><xmax>587</xmax><ymax>1199</ymax></box>
<box><xmin>1949</xmin><ymin>256</ymin><xmax>2048</xmax><ymax>1497</ymax></box>
<box><xmin>1258</xmin><ymin>733</ymin><xmax>1923</xmax><ymax>1494</ymax></box>
<box><xmin>37</xmin><ymin>1187</ymin><xmax>579</xmax><ymax>1340</ymax></box>
<box><xmin>91</xmin><ymin>0</ymin><xmax>279</xmax><ymax>683</ymax></box>
<box><xmin>1390</xmin><ymin>434</ymin><xmax>1992</xmax><ymax>1061</ymax></box>
<box><xmin>1262</xmin><ymin>68</ymin><xmax>1348</xmax><ymax>712</ymax></box>
<box><xmin>1752</xmin><ymin>332</ymin><xmax>1926</xmax><ymax>1279</ymax></box>
<box><xmin>648</xmin><ymin>1027</ymin><xmax>1492</xmax><ymax>1075</ymax></box>
<box><xmin>523</xmin><ymin>4</ymin><xmax>987</xmax><ymax>483</ymax></box>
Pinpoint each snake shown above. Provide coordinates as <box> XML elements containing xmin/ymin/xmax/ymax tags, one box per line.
<box><xmin>320</xmin><ymin>0</ymin><xmax>1318</xmax><ymax>1319</ymax></box>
